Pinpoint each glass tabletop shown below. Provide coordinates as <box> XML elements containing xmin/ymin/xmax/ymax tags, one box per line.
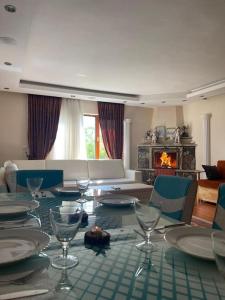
<box><xmin>0</xmin><ymin>192</ymin><xmax>177</xmax><ymax>236</ymax></box>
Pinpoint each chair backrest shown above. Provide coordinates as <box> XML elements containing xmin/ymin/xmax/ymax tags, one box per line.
<box><xmin>150</xmin><ymin>175</ymin><xmax>197</xmax><ymax>224</ymax></box>
<box><xmin>16</xmin><ymin>169</ymin><xmax>63</xmax><ymax>192</ymax></box>
<box><xmin>212</xmin><ymin>183</ymin><xmax>225</xmax><ymax>231</ymax></box>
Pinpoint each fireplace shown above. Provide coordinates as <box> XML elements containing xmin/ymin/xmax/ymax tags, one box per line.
<box><xmin>137</xmin><ymin>144</ymin><xmax>196</xmax><ymax>184</ymax></box>
<box><xmin>152</xmin><ymin>147</ymin><xmax>181</xmax><ymax>169</ymax></box>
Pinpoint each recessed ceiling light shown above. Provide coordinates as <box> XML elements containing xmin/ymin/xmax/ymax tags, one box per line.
<box><xmin>202</xmin><ymin>97</ymin><xmax>207</xmax><ymax>100</ymax></box>
<box><xmin>4</xmin><ymin>87</ymin><xmax>9</xmax><ymax>90</ymax></box>
<box><xmin>182</xmin><ymin>99</ymin><xmax>187</xmax><ymax>102</ymax></box>
<box><xmin>4</xmin><ymin>61</ymin><xmax>12</xmax><ymax>66</ymax></box>
<box><xmin>200</xmin><ymin>95</ymin><xmax>205</xmax><ymax>98</ymax></box>
<box><xmin>140</xmin><ymin>102</ymin><xmax>145</xmax><ymax>105</ymax></box>
<box><xmin>70</xmin><ymin>95</ymin><xmax>76</xmax><ymax>98</ymax></box>
<box><xmin>4</xmin><ymin>4</ymin><xmax>16</xmax><ymax>13</ymax></box>
<box><xmin>161</xmin><ymin>101</ymin><xmax>166</xmax><ymax>104</ymax></box>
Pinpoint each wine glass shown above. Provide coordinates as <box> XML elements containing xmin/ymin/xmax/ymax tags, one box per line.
<box><xmin>50</xmin><ymin>204</ymin><xmax>83</xmax><ymax>269</ymax></box>
<box><xmin>26</xmin><ymin>177</ymin><xmax>43</xmax><ymax>200</ymax></box>
<box><xmin>211</xmin><ymin>231</ymin><xmax>225</xmax><ymax>277</ymax></box>
<box><xmin>55</xmin><ymin>269</ymin><xmax>73</xmax><ymax>291</ymax></box>
<box><xmin>135</xmin><ymin>203</ymin><xmax>161</xmax><ymax>252</ymax></box>
<box><xmin>76</xmin><ymin>179</ymin><xmax>90</xmax><ymax>204</ymax></box>
<box><xmin>135</xmin><ymin>250</ymin><xmax>156</xmax><ymax>277</ymax></box>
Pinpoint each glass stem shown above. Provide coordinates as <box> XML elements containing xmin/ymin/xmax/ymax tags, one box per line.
<box><xmin>146</xmin><ymin>231</ymin><xmax>152</xmax><ymax>245</ymax></box>
<box><xmin>62</xmin><ymin>242</ymin><xmax>69</xmax><ymax>259</ymax></box>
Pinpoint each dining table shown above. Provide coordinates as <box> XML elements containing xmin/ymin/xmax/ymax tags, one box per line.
<box><xmin>0</xmin><ymin>191</ymin><xmax>225</xmax><ymax>300</ymax></box>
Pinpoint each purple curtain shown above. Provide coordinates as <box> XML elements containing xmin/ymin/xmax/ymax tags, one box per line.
<box><xmin>98</xmin><ymin>102</ymin><xmax>124</xmax><ymax>159</ymax></box>
<box><xmin>28</xmin><ymin>94</ymin><xmax>62</xmax><ymax>159</ymax></box>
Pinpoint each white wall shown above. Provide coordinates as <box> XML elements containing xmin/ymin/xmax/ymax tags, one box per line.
<box><xmin>80</xmin><ymin>100</ymin><xmax>98</xmax><ymax>115</ymax></box>
<box><xmin>151</xmin><ymin>106</ymin><xmax>184</xmax><ymax>128</ymax></box>
<box><xmin>183</xmin><ymin>94</ymin><xmax>225</xmax><ymax>169</ymax></box>
<box><xmin>125</xmin><ymin>106</ymin><xmax>153</xmax><ymax>169</ymax></box>
<box><xmin>0</xmin><ymin>92</ymin><xmax>27</xmax><ymax>165</ymax></box>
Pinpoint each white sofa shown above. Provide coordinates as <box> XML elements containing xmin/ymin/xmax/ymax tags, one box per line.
<box><xmin>5</xmin><ymin>159</ymin><xmax>141</xmax><ymax>190</ymax></box>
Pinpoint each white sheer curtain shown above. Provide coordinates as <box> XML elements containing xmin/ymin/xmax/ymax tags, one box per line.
<box><xmin>49</xmin><ymin>99</ymin><xmax>86</xmax><ymax>159</ymax></box>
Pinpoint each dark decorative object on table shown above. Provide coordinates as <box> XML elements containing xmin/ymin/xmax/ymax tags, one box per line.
<box><xmin>202</xmin><ymin>165</ymin><xmax>222</xmax><ymax>180</ymax></box>
<box><xmin>84</xmin><ymin>226</ymin><xmax>110</xmax><ymax>246</ymax></box>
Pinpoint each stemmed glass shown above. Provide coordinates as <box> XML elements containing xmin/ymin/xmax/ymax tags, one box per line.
<box><xmin>55</xmin><ymin>269</ymin><xmax>73</xmax><ymax>291</ymax></box>
<box><xmin>26</xmin><ymin>177</ymin><xmax>43</xmax><ymax>200</ymax></box>
<box><xmin>50</xmin><ymin>204</ymin><xmax>83</xmax><ymax>269</ymax></box>
<box><xmin>135</xmin><ymin>251</ymin><xmax>156</xmax><ymax>278</ymax></box>
<box><xmin>76</xmin><ymin>179</ymin><xmax>90</xmax><ymax>204</ymax></box>
<box><xmin>211</xmin><ymin>231</ymin><xmax>225</xmax><ymax>277</ymax></box>
<box><xmin>135</xmin><ymin>203</ymin><xmax>161</xmax><ymax>252</ymax></box>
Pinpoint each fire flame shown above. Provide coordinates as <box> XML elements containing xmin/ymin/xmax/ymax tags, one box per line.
<box><xmin>160</xmin><ymin>152</ymin><xmax>172</xmax><ymax>168</ymax></box>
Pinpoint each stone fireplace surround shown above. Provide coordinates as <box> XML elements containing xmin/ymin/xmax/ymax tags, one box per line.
<box><xmin>137</xmin><ymin>143</ymin><xmax>196</xmax><ymax>184</ymax></box>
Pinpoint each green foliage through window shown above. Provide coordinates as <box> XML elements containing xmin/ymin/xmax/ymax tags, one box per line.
<box><xmin>83</xmin><ymin>115</ymin><xmax>108</xmax><ymax>159</ymax></box>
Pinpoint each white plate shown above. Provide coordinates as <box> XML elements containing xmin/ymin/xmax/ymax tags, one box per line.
<box><xmin>0</xmin><ymin>200</ymin><xmax>39</xmax><ymax>216</ymax></box>
<box><xmin>165</xmin><ymin>227</ymin><xmax>215</xmax><ymax>260</ymax></box>
<box><xmin>0</xmin><ymin>229</ymin><xmax>50</xmax><ymax>265</ymax></box>
<box><xmin>0</xmin><ymin>255</ymin><xmax>50</xmax><ymax>282</ymax></box>
<box><xmin>98</xmin><ymin>194</ymin><xmax>138</xmax><ymax>207</ymax></box>
<box><xmin>55</xmin><ymin>187</ymin><xmax>81</xmax><ymax>196</ymax></box>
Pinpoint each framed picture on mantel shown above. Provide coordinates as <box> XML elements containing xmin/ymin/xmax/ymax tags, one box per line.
<box><xmin>166</xmin><ymin>127</ymin><xmax>176</xmax><ymax>140</ymax></box>
<box><xmin>156</xmin><ymin>126</ymin><xmax>166</xmax><ymax>140</ymax></box>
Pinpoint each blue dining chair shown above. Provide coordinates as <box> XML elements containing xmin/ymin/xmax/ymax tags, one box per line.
<box><xmin>212</xmin><ymin>183</ymin><xmax>225</xmax><ymax>231</ymax></box>
<box><xmin>150</xmin><ymin>175</ymin><xmax>197</xmax><ymax>224</ymax></box>
<box><xmin>15</xmin><ymin>169</ymin><xmax>63</xmax><ymax>192</ymax></box>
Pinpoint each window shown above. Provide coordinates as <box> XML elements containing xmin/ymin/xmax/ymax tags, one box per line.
<box><xmin>83</xmin><ymin>115</ymin><xmax>108</xmax><ymax>159</ymax></box>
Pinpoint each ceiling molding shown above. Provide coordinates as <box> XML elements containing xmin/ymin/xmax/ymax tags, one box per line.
<box><xmin>186</xmin><ymin>79</ymin><xmax>225</xmax><ymax>99</ymax></box>
<box><xmin>19</xmin><ymin>80</ymin><xmax>140</xmax><ymax>102</ymax></box>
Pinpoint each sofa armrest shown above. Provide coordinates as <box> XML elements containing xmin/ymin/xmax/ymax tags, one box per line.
<box><xmin>125</xmin><ymin>169</ymin><xmax>142</xmax><ymax>183</ymax></box>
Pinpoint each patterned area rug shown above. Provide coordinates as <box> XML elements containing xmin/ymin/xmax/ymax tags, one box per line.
<box><xmin>191</xmin><ymin>215</ymin><xmax>212</xmax><ymax>228</ymax></box>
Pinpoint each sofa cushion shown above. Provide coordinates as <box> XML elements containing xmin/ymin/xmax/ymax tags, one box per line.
<box><xmin>202</xmin><ymin>165</ymin><xmax>222</xmax><ymax>180</ymax></box>
<box><xmin>12</xmin><ymin>160</ymin><xmax>46</xmax><ymax>170</ymax></box>
<box><xmin>88</xmin><ymin>159</ymin><xmax>125</xmax><ymax>179</ymax></box>
<box><xmin>46</xmin><ymin>160</ymin><xmax>88</xmax><ymax>180</ymax></box>
<box><xmin>63</xmin><ymin>178</ymin><xmax>134</xmax><ymax>187</ymax></box>
<box><xmin>90</xmin><ymin>178</ymin><xmax>134</xmax><ymax>185</ymax></box>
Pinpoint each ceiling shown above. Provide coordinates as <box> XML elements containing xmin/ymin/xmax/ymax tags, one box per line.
<box><xmin>1</xmin><ymin>0</ymin><xmax>225</xmax><ymax>106</ymax></box>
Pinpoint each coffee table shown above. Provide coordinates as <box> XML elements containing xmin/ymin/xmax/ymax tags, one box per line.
<box><xmin>87</xmin><ymin>183</ymin><xmax>153</xmax><ymax>204</ymax></box>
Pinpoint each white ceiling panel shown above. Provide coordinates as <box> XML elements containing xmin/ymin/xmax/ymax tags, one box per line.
<box><xmin>1</xmin><ymin>0</ymin><xmax>225</xmax><ymax>105</ymax></box>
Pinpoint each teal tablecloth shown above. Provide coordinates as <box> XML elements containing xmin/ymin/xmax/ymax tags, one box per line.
<box><xmin>0</xmin><ymin>193</ymin><xmax>225</xmax><ymax>300</ymax></box>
